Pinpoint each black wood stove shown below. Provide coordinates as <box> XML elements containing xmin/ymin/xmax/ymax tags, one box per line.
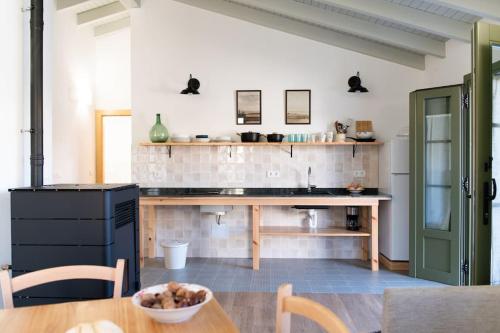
<box><xmin>9</xmin><ymin>184</ymin><xmax>141</xmax><ymax>307</ymax></box>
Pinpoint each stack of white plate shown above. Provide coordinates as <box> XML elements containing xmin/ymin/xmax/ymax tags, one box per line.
<box><xmin>213</xmin><ymin>136</ymin><xmax>232</xmax><ymax>142</ymax></box>
<box><xmin>171</xmin><ymin>134</ymin><xmax>190</xmax><ymax>143</ymax></box>
<box><xmin>192</xmin><ymin>138</ymin><xmax>210</xmax><ymax>143</ymax></box>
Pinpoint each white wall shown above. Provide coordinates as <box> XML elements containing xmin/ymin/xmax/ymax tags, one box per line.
<box><xmin>131</xmin><ymin>1</ymin><xmax>426</xmax><ymax>149</ymax></box>
<box><xmin>52</xmin><ymin>17</ymin><xmax>131</xmax><ymax>183</ymax></box>
<box><xmin>51</xmin><ymin>1</ymin><xmax>472</xmax><ymax>187</ymax></box>
<box><xmin>0</xmin><ymin>0</ymin><xmax>25</xmax><ymax>267</ymax></box>
<box><xmin>425</xmin><ymin>40</ymin><xmax>471</xmax><ymax>87</ymax></box>
<box><xmin>96</xmin><ymin>28</ymin><xmax>131</xmax><ymax>110</ymax></box>
<box><xmin>129</xmin><ymin>1</ymin><xmax>479</xmax><ymax>196</ymax></box>
<box><xmin>52</xmin><ymin>10</ymin><xmax>96</xmax><ymax>183</ymax></box>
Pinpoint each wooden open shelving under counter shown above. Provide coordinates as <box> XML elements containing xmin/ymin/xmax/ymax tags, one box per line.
<box><xmin>260</xmin><ymin>226</ymin><xmax>371</xmax><ymax>237</ymax></box>
<box><xmin>140</xmin><ymin>201</ymin><xmax>383</xmax><ymax>272</ymax></box>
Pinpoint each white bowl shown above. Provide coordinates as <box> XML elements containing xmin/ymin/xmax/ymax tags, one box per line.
<box><xmin>132</xmin><ymin>283</ymin><xmax>213</xmax><ymax>324</ymax></box>
<box><xmin>213</xmin><ymin>136</ymin><xmax>232</xmax><ymax>142</ymax></box>
<box><xmin>171</xmin><ymin>137</ymin><xmax>191</xmax><ymax>143</ymax></box>
<box><xmin>356</xmin><ymin>131</ymin><xmax>374</xmax><ymax>139</ymax></box>
<box><xmin>192</xmin><ymin>138</ymin><xmax>210</xmax><ymax>143</ymax></box>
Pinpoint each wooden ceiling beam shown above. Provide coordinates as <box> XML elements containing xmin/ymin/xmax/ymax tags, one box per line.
<box><xmin>56</xmin><ymin>0</ymin><xmax>91</xmax><ymax>11</ymax></box>
<box><xmin>231</xmin><ymin>0</ymin><xmax>446</xmax><ymax>57</ymax></box>
<box><xmin>119</xmin><ymin>0</ymin><xmax>140</xmax><ymax>9</ymax></box>
<box><xmin>320</xmin><ymin>0</ymin><xmax>471</xmax><ymax>42</ymax></box>
<box><xmin>172</xmin><ymin>0</ymin><xmax>426</xmax><ymax>69</ymax></box>
<box><xmin>427</xmin><ymin>0</ymin><xmax>500</xmax><ymax>22</ymax></box>
<box><xmin>77</xmin><ymin>1</ymin><xmax>127</xmax><ymax>26</ymax></box>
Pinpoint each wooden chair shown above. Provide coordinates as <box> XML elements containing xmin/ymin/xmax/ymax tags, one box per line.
<box><xmin>0</xmin><ymin>259</ymin><xmax>125</xmax><ymax>309</ymax></box>
<box><xmin>276</xmin><ymin>284</ymin><xmax>350</xmax><ymax>333</ymax></box>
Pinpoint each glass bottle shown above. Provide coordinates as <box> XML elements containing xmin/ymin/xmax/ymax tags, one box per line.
<box><xmin>149</xmin><ymin>113</ymin><xmax>169</xmax><ymax>143</ymax></box>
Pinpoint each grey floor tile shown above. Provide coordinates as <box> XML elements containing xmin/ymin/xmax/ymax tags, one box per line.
<box><xmin>141</xmin><ymin>258</ymin><xmax>445</xmax><ymax>294</ymax></box>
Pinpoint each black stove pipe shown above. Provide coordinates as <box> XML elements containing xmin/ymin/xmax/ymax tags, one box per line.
<box><xmin>30</xmin><ymin>0</ymin><xmax>44</xmax><ymax>187</ymax></box>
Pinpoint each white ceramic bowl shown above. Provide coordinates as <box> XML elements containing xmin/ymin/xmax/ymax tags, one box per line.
<box><xmin>356</xmin><ymin>131</ymin><xmax>374</xmax><ymax>139</ymax></box>
<box><xmin>171</xmin><ymin>137</ymin><xmax>191</xmax><ymax>143</ymax></box>
<box><xmin>192</xmin><ymin>138</ymin><xmax>210</xmax><ymax>143</ymax></box>
<box><xmin>132</xmin><ymin>283</ymin><xmax>213</xmax><ymax>324</ymax></box>
<box><xmin>213</xmin><ymin>136</ymin><xmax>232</xmax><ymax>142</ymax></box>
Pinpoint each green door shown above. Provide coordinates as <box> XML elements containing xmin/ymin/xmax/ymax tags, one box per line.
<box><xmin>472</xmin><ymin>22</ymin><xmax>500</xmax><ymax>285</ymax></box>
<box><xmin>410</xmin><ymin>85</ymin><xmax>464</xmax><ymax>285</ymax></box>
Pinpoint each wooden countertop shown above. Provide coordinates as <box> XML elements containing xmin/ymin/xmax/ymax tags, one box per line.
<box><xmin>140</xmin><ymin>195</ymin><xmax>390</xmax><ymax>206</ymax></box>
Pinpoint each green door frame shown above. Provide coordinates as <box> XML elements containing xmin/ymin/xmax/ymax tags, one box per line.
<box><xmin>409</xmin><ymin>85</ymin><xmax>464</xmax><ymax>285</ymax></box>
<box><xmin>472</xmin><ymin>22</ymin><xmax>500</xmax><ymax>285</ymax></box>
<box><xmin>463</xmin><ymin>73</ymin><xmax>473</xmax><ymax>286</ymax></box>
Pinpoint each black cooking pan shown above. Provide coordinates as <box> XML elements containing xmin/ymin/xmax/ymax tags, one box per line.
<box><xmin>264</xmin><ymin>133</ymin><xmax>285</xmax><ymax>142</ymax></box>
<box><xmin>238</xmin><ymin>132</ymin><xmax>261</xmax><ymax>142</ymax></box>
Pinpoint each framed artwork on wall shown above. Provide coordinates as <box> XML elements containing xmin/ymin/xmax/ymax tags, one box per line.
<box><xmin>236</xmin><ymin>90</ymin><xmax>262</xmax><ymax>125</ymax></box>
<box><xmin>285</xmin><ymin>90</ymin><xmax>311</xmax><ymax>124</ymax></box>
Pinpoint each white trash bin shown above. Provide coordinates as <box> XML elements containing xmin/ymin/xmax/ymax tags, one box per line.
<box><xmin>161</xmin><ymin>240</ymin><xmax>189</xmax><ymax>269</ymax></box>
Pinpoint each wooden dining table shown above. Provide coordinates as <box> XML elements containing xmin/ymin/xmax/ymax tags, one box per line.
<box><xmin>0</xmin><ymin>297</ymin><xmax>239</xmax><ymax>332</ymax></box>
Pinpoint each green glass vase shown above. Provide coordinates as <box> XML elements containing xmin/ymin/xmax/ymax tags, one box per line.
<box><xmin>149</xmin><ymin>114</ymin><xmax>169</xmax><ymax>143</ymax></box>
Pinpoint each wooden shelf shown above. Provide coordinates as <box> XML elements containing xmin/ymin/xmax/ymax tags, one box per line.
<box><xmin>140</xmin><ymin>141</ymin><xmax>383</xmax><ymax>147</ymax></box>
<box><xmin>260</xmin><ymin>226</ymin><xmax>370</xmax><ymax>237</ymax></box>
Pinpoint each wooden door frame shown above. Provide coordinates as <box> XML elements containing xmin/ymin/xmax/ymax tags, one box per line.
<box><xmin>95</xmin><ymin>109</ymin><xmax>132</xmax><ymax>184</ymax></box>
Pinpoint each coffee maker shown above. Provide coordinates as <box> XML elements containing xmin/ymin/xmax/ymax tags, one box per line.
<box><xmin>346</xmin><ymin>206</ymin><xmax>360</xmax><ymax>231</ymax></box>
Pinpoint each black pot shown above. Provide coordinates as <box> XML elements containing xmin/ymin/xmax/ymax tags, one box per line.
<box><xmin>265</xmin><ymin>133</ymin><xmax>285</xmax><ymax>142</ymax></box>
<box><xmin>238</xmin><ymin>132</ymin><xmax>261</xmax><ymax>142</ymax></box>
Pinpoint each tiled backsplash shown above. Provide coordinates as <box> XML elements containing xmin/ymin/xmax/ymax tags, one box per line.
<box><xmin>133</xmin><ymin>145</ymin><xmax>379</xmax><ymax>259</ymax></box>
<box><xmin>133</xmin><ymin>145</ymin><xmax>379</xmax><ymax>188</ymax></box>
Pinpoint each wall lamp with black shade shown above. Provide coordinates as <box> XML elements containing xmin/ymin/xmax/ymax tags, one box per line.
<box><xmin>180</xmin><ymin>74</ymin><xmax>201</xmax><ymax>94</ymax></box>
<box><xmin>348</xmin><ymin>72</ymin><xmax>368</xmax><ymax>93</ymax></box>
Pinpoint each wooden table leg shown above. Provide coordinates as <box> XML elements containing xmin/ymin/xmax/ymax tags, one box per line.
<box><xmin>147</xmin><ymin>206</ymin><xmax>157</xmax><ymax>258</ymax></box>
<box><xmin>371</xmin><ymin>204</ymin><xmax>379</xmax><ymax>271</ymax></box>
<box><xmin>252</xmin><ymin>205</ymin><xmax>261</xmax><ymax>270</ymax></box>
<box><xmin>139</xmin><ymin>205</ymin><xmax>145</xmax><ymax>268</ymax></box>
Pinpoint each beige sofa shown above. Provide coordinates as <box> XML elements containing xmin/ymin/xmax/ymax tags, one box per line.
<box><xmin>382</xmin><ymin>286</ymin><xmax>500</xmax><ymax>332</ymax></box>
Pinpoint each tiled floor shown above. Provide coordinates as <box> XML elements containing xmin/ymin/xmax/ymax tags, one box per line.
<box><xmin>141</xmin><ymin>258</ymin><xmax>443</xmax><ymax>293</ymax></box>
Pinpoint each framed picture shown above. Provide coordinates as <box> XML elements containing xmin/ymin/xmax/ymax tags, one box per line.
<box><xmin>285</xmin><ymin>90</ymin><xmax>311</xmax><ymax>124</ymax></box>
<box><xmin>236</xmin><ymin>90</ymin><xmax>262</xmax><ymax>125</ymax></box>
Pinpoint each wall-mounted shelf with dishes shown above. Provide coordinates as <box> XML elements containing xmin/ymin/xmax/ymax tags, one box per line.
<box><xmin>139</xmin><ymin>141</ymin><xmax>383</xmax><ymax>158</ymax></box>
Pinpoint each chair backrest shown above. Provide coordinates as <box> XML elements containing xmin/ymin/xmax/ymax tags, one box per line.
<box><xmin>275</xmin><ymin>284</ymin><xmax>350</xmax><ymax>333</ymax></box>
<box><xmin>383</xmin><ymin>286</ymin><xmax>500</xmax><ymax>333</ymax></box>
<box><xmin>0</xmin><ymin>259</ymin><xmax>125</xmax><ymax>309</ymax></box>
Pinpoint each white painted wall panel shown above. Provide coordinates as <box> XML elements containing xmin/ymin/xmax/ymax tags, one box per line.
<box><xmin>0</xmin><ymin>0</ymin><xmax>24</xmax><ymax>268</ymax></box>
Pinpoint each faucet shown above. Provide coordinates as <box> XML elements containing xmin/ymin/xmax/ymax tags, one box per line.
<box><xmin>307</xmin><ymin>167</ymin><xmax>316</xmax><ymax>192</ymax></box>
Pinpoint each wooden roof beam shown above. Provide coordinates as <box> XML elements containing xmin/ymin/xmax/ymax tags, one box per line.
<box><xmin>119</xmin><ymin>0</ymin><xmax>140</xmax><ymax>9</ymax></box>
<box><xmin>427</xmin><ymin>0</ymin><xmax>500</xmax><ymax>22</ymax></box>
<box><xmin>320</xmin><ymin>0</ymin><xmax>471</xmax><ymax>42</ymax></box>
<box><xmin>56</xmin><ymin>0</ymin><xmax>91</xmax><ymax>11</ymax></box>
<box><xmin>172</xmin><ymin>0</ymin><xmax>426</xmax><ymax>69</ymax></box>
<box><xmin>77</xmin><ymin>1</ymin><xmax>127</xmax><ymax>26</ymax></box>
<box><xmin>232</xmin><ymin>0</ymin><xmax>446</xmax><ymax>57</ymax></box>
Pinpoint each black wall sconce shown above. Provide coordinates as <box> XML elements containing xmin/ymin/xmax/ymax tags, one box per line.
<box><xmin>180</xmin><ymin>74</ymin><xmax>200</xmax><ymax>94</ymax></box>
<box><xmin>348</xmin><ymin>72</ymin><xmax>368</xmax><ymax>93</ymax></box>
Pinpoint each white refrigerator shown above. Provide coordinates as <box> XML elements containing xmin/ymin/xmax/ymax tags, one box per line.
<box><xmin>380</xmin><ymin>137</ymin><xmax>409</xmax><ymax>261</ymax></box>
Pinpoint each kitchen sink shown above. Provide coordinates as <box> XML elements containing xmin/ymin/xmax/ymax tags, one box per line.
<box><xmin>290</xmin><ymin>188</ymin><xmax>334</xmax><ymax>196</ymax></box>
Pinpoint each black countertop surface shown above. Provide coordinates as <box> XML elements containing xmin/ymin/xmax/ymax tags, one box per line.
<box><xmin>10</xmin><ymin>184</ymin><xmax>138</xmax><ymax>192</ymax></box>
<box><xmin>140</xmin><ymin>187</ymin><xmax>390</xmax><ymax>198</ymax></box>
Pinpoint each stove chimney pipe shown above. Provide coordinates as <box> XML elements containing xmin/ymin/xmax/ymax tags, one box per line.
<box><xmin>30</xmin><ymin>0</ymin><xmax>44</xmax><ymax>187</ymax></box>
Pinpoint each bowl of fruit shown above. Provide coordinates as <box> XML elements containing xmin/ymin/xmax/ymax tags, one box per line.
<box><xmin>132</xmin><ymin>281</ymin><xmax>212</xmax><ymax>324</ymax></box>
<box><xmin>346</xmin><ymin>183</ymin><xmax>364</xmax><ymax>195</ymax></box>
